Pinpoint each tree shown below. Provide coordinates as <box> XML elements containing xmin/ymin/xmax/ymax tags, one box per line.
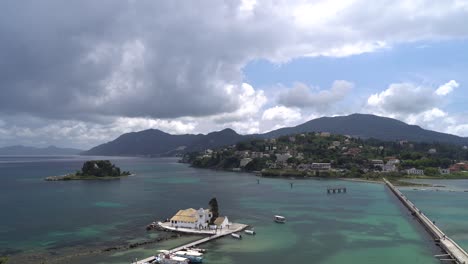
<box><xmin>208</xmin><ymin>197</ymin><xmax>219</xmax><ymax>224</ymax></box>
<box><xmin>0</xmin><ymin>256</ymin><xmax>8</xmax><ymax>264</ymax></box>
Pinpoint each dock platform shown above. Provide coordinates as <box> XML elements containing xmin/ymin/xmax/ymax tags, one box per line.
<box><xmin>384</xmin><ymin>178</ymin><xmax>468</xmax><ymax>263</ymax></box>
<box><xmin>327</xmin><ymin>186</ymin><xmax>347</xmax><ymax>194</ymax></box>
<box><xmin>132</xmin><ymin>223</ymin><xmax>247</xmax><ymax>264</ymax></box>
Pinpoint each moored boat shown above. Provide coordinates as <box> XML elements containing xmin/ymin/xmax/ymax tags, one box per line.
<box><xmin>231</xmin><ymin>233</ymin><xmax>242</xmax><ymax>239</ymax></box>
<box><xmin>244</xmin><ymin>229</ymin><xmax>256</xmax><ymax>235</ymax></box>
<box><xmin>156</xmin><ymin>254</ymin><xmax>189</xmax><ymax>264</ymax></box>
<box><xmin>174</xmin><ymin>250</ymin><xmax>203</xmax><ymax>263</ymax></box>
<box><xmin>274</xmin><ymin>215</ymin><xmax>286</xmax><ymax>223</ymax></box>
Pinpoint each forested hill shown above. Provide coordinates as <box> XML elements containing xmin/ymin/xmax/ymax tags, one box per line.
<box><xmin>81</xmin><ymin>128</ymin><xmax>249</xmax><ymax>156</ymax></box>
<box><xmin>82</xmin><ymin>114</ymin><xmax>468</xmax><ymax>156</ymax></box>
<box><xmin>262</xmin><ymin>114</ymin><xmax>468</xmax><ymax>145</ymax></box>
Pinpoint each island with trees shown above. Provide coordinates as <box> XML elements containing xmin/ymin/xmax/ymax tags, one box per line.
<box><xmin>45</xmin><ymin>160</ymin><xmax>132</xmax><ymax>181</ymax></box>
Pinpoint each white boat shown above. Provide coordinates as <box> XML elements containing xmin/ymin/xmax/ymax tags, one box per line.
<box><xmin>174</xmin><ymin>251</ymin><xmax>203</xmax><ymax>263</ymax></box>
<box><xmin>231</xmin><ymin>233</ymin><xmax>242</xmax><ymax>239</ymax></box>
<box><xmin>244</xmin><ymin>229</ymin><xmax>256</xmax><ymax>235</ymax></box>
<box><xmin>188</xmin><ymin>248</ymin><xmax>207</xmax><ymax>253</ymax></box>
<box><xmin>274</xmin><ymin>215</ymin><xmax>286</xmax><ymax>223</ymax></box>
<box><xmin>156</xmin><ymin>254</ymin><xmax>189</xmax><ymax>264</ymax></box>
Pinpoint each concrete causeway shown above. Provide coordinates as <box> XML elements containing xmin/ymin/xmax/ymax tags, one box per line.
<box><xmin>132</xmin><ymin>223</ymin><xmax>247</xmax><ymax>264</ymax></box>
<box><xmin>384</xmin><ymin>178</ymin><xmax>468</xmax><ymax>264</ymax></box>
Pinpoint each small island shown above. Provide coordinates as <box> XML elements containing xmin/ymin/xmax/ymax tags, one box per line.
<box><xmin>45</xmin><ymin>160</ymin><xmax>132</xmax><ymax>181</ymax></box>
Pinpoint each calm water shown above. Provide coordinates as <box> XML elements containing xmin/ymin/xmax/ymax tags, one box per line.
<box><xmin>400</xmin><ymin>179</ymin><xmax>468</xmax><ymax>251</ymax></box>
<box><xmin>0</xmin><ymin>156</ymin><xmax>443</xmax><ymax>263</ymax></box>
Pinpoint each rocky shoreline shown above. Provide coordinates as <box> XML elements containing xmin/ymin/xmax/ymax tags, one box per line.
<box><xmin>5</xmin><ymin>232</ymin><xmax>185</xmax><ymax>264</ymax></box>
<box><xmin>44</xmin><ymin>174</ymin><xmax>135</xmax><ymax>181</ymax></box>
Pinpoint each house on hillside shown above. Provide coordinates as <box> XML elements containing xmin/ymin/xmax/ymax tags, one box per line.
<box><xmin>382</xmin><ymin>164</ymin><xmax>397</xmax><ymax>172</ymax></box>
<box><xmin>371</xmin><ymin>160</ymin><xmax>384</xmax><ymax>168</ymax></box>
<box><xmin>276</xmin><ymin>153</ymin><xmax>292</xmax><ymax>163</ymax></box>
<box><xmin>428</xmin><ymin>148</ymin><xmax>437</xmax><ymax>154</ymax></box>
<box><xmin>406</xmin><ymin>168</ymin><xmax>424</xmax><ymax>175</ymax></box>
<box><xmin>439</xmin><ymin>168</ymin><xmax>450</xmax><ymax>175</ymax></box>
<box><xmin>386</xmin><ymin>158</ymin><xmax>400</xmax><ymax>165</ymax></box>
<box><xmin>449</xmin><ymin>163</ymin><xmax>468</xmax><ymax>172</ymax></box>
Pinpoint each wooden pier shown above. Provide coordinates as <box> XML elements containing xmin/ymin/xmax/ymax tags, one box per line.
<box><xmin>383</xmin><ymin>178</ymin><xmax>468</xmax><ymax>264</ymax></box>
<box><xmin>132</xmin><ymin>223</ymin><xmax>247</xmax><ymax>264</ymax></box>
<box><xmin>327</xmin><ymin>186</ymin><xmax>347</xmax><ymax>194</ymax></box>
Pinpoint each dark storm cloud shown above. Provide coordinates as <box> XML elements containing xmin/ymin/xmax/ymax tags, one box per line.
<box><xmin>0</xmin><ymin>0</ymin><xmax>289</xmax><ymax>120</ymax></box>
<box><xmin>1</xmin><ymin>0</ymin><xmax>468</xmax><ymax>122</ymax></box>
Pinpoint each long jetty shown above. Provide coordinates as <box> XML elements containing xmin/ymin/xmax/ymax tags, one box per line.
<box><xmin>132</xmin><ymin>223</ymin><xmax>247</xmax><ymax>264</ymax></box>
<box><xmin>383</xmin><ymin>178</ymin><xmax>468</xmax><ymax>263</ymax></box>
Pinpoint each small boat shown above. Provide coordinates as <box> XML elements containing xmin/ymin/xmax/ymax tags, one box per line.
<box><xmin>174</xmin><ymin>251</ymin><xmax>203</xmax><ymax>263</ymax></box>
<box><xmin>231</xmin><ymin>233</ymin><xmax>242</xmax><ymax>239</ymax></box>
<box><xmin>274</xmin><ymin>215</ymin><xmax>286</xmax><ymax>223</ymax></box>
<box><xmin>156</xmin><ymin>254</ymin><xmax>189</xmax><ymax>264</ymax></box>
<box><xmin>188</xmin><ymin>248</ymin><xmax>207</xmax><ymax>253</ymax></box>
<box><xmin>244</xmin><ymin>229</ymin><xmax>256</xmax><ymax>235</ymax></box>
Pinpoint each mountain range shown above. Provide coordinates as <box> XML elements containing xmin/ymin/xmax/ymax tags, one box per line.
<box><xmin>0</xmin><ymin>145</ymin><xmax>83</xmax><ymax>155</ymax></box>
<box><xmin>82</xmin><ymin>114</ymin><xmax>468</xmax><ymax>156</ymax></box>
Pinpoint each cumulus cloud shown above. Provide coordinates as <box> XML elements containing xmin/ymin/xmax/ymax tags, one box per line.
<box><xmin>435</xmin><ymin>80</ymin><xmax>459</xmax><ymax>96</ymax></box>
<box><xmin>212</xmin><ymin>83</ymin><xmax>267</xmax><ymax>124</ymax></box>
<box><xmin>262</xmin><ymin>106</ymin><xmax>302</xmax><ymax>122</ymax></box>
<box><xmin>278</xmin><ymin>80</ymin><xmax>354</xmax><ymax>110</ymax></box>
<box><xmin>1</xmin><ymin>1</ymin><xmax>468</xmax><ymax>146</ymax></box>
<box><xmin>365</xmin><ymin>80</ymin><xmax>466</xmax><ymax>137</ymax></box>
<box><xmin>367</xmin><ymin>80</ymin><xmax>459</xmax><ymax>115</ymax></box>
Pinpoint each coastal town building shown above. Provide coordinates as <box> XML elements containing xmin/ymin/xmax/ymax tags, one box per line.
<box><xmin>439</xmin><ymin>168</ymin><xmax>450</xmax><ymax>175</ymax></box>
<box><xmin>213</xmin><ymin>216</ymin><xmax>229</xmax><ymax>229</ymax></box>
<box><xmin>406</xmin><ymin>168</ymin><xmax>424</xmax><ymax>175</ymax></box>
<box><xmin>428</xmin><ymin>148</ymin><xmax>437</xmax><ymax>154</ymax></box>
<box><xmin>382</xmin><ymin>164</ymin><xmax>397</xmax><ymax>172</ymax></box>
<box><xmin>344</xmin><ymin>147</ymin><xmax>361</xmax><ymax>156</ymax></box>
<box><xmin>250</xmin><ymin>152</ymin><xmax>263</xmax><ymax>158</ymax></box>
<box><xmin>320</xmin><ymin>132</ymin><xmax>331</xmax><ymax>137</ymax></box>
<box><xmin>170</xmin><ymin>208</ymin><xmax>213</xmax><ymax>229</ymax></box>
<box><xmin>332</xmin><ymin>141</ymin><xmax>341</xmax><ymax>147</ymax></box>
<box><xmin>386</xmin><ymin>159</ymin><xmax>400</xmax><ymax>165</ymax></box>
<box><xmin>276</xmin><ymin>153</ymin><xmax>292</xmax><ymax>163</ymax></box>
<box><xmin>371</xmin><ymin>160</ymin><xmax>384</xmax><ymax>168</ymax></box>
<box><xmin>449</xmin><ymin>163</ymin><xmax>468</xmax><ymax>172</ymax></box>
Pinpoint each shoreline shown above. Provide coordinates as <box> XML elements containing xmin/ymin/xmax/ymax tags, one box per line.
<box><xmin>44</xmin><ymin>173</ymin><xmax>136</xmax><ymax>181</ymax></box>
<box><xmin>5</xmin><ymin>232</ymin><xmax>188</xmax><ymax>264</ymax></box>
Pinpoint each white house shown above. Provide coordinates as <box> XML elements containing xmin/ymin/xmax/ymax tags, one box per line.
<box><xmin>382</xmin><ymin>164</ymin><xmax>397</xmax><ymax>172</ymax></box>
<box><xmin>406</xmin><ymin>168</ymin><xmax>424</xmax><ymax>175</ymax></box>
<box><xmin>387</xmin><ymin>159</ymin><xmax>400</xmax><ymax>165</ymax></box>
<box><xmin>213</xmin><ymin>216</ymin><xmax>229</xmax><ymax>229</ymax></box>
<box><xmin>170</xmin><ymin>208</ymin><xmax>212</xmax><ymax>229</ymax></box>
<box><xmin>428</xmin><ymin>148</ymin><xmax>437</xmax><ymax>154</ymax></box>
<box><xmin>276</xmin><ymin>153</ymin><xmax>292</xmax><ymax>163</ymax></box>
<box><xmin>439</xmin><ymin>168</ymin><xmax>450</xmax><ymax>175</ymax></box>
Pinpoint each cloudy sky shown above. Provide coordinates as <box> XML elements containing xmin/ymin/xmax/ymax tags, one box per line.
<box><xmin>1</xmin><ymin>0</ymin><xmax>468</xmax><ymax>149</ymax></box>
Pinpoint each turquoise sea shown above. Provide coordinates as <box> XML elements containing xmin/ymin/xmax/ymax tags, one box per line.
<box><xmin>0</xmin><ymin>156</ymin><xmax>457</xmax><ymax>263</ymax></box>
